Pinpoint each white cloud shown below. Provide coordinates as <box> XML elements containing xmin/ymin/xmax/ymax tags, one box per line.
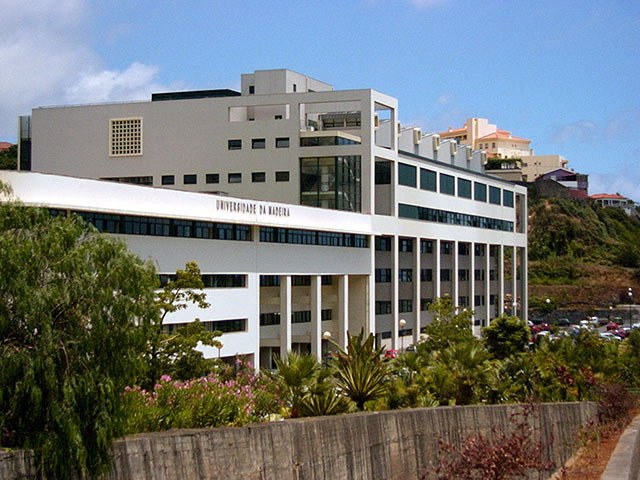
<box><xmin>436</xmin><ymin>94</ymin><xmax>451</xmax><ymax>105</ymax></box>
<box><xmin>549</xmin><ymin>120</ymin><xmax>598</xmax><ymax>144</ymax></box>
<box><xmin>408</xmin><ymin>0</ymin><xmax>450</xmax><ymax>8</ymax></box>
<box><xmin>589</xmin><ymin>170</ymin><xmax>640</xmax><ymax>203</ymax></box>
<box><xmin>0</xmin><ymin>0</ymin><xmax>171</xmax><ymax>141</ymax></box>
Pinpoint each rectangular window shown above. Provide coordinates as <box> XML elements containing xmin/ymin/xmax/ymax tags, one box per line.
<box><xmin>440</xmin><ymin>269</ymin><xmax>451</xmax><ymax>282</ymax></box>
<box><xmin>161</xmin><ymin>175</ymin><xmax>175</xmax><ymax>185</ymax></box>
<box><xmin>459</xmin><ymin>296</ymin><xmax>469</xmax><ymax>307</ymax></box>
<box><xmin>421</xmin><ymin>239</ymin><xmax>433</xmax><ymax>254</ymax></box>
<box><xmin>260</xmin><ymin>312</ymin><xmax>280</xmax><ymax>326</ymax></box>
<box><xmin>252</xmin><ymin>172</ymin><xmax>266</xmax><ymax>183</ymax></box>
<box><xmin>206</xmin><ymin>173</ymin><xmax>219</xmax><ymax>184</ymax></box>
<box><xmin>252</xmin><ymin>138</ymin><xmax>266</xmax><ymax>149</ymax></box>
<box><xmin>375</xmin><ymin>268</ymin><xmax>392</xmax><ymax>283</ymax></box>
<box><xmin>458</xmin><ymin>243</ymin><xmax>470</xmax><ymax>255</ymax></box>
<box><xmin>203</xmin><ymin>318</ymin><xmax>246</xmax><ymax>333</ymax></box>
<box><xmin>228</xmin><ymin>173</ymin><xmax>242</xmax><ymax>184</ymax></box>
<box><xmin>421</xmin><ymin>298</ymin><xmax>433</xmax><ymax>311</ymax></box>
<box><xmin>275</xmin><ymin>171</ymin><xmax>290</xmax><ymax>182</ymax></box>
<box><xmin>375</xmin><ymin>160</ymin><xmax>392</xmax><ymax>185</ymax></box>
<box><xmin>420</xmin><ymin>168</ymin><xmax>437</xmax><ymax>191</ymax></box>
<box><xmin>399</xmin><ymin>238</ymin><xmax>413</xmax><ymax>252</ymax></box>
<box><xmin>109</xmin><ymin>118</ymin><xmax>142</xmax><ymax>156</ymax></box>
<box><xmin>276</xmin><ymin>137</ymin><xmax>290</xmax><ymax>148</ymax></box>
<box><xmin>474</xmin><ymin>269</ymin><xmax>485</xmax><ymax>281</ymax></box>
<box><xmin>421</xmin><ymin>268</ymin><xmax>433</xmax><ymax>282</ymax></box>
<box><xmin>399</xmin><ymin>269</ymin><xmax>413</xmax><ymax>282</ymax></box>
<box><xmin>399</xmin><ymin>299</ymin><xmax>413</xmax><ymax>313</ymax></box>
<box><xmin>249</xmin><ymin>85</ymin><xmax>255</xmax><ymax>94</ymax></box>
<box><xmin>490</xmin><ymin>269</ymin><xmax>497</xmax><ymax>281</ymax></box>
<box><xmin>375</xmin><ymin>301</ymin><xmax>392</xmax><ymax>315</ymax></box>
<box><xmin>503</xmin><ymin>190</ymin><xmax>514</xmax><ymax>207</ymax></box>
<box><xmin>475</xmin><ymin>182</ymin><xmax>487</xmax><ymax>202</ymax></box>
<box><xmin>375</xmin><ymin>236</ymin><xmax>392</xmax><ymax>251</ymax></box>
<box><xmin>183</xmin><ymin>174</ymin><xmax>197</xmax><ymax>185</ymax></box>
<box><xmin>475</xmin><ymin>295</ymin><xmax>486</xmax><ymax>306</ymax></box>
<box><xmin>440</xmin><ymin>173</ymin><xmax>455</xmax><ymax>195</ymax></box>
<box><xmin>458</xmin><ymin>178</ymin><xmax>472</xmax><ymax>198</ymax></box>
<box><xmin>300</xmin><ymin>156</ymin><xmax>362</xmax><ymax>212</ymax></box>
<box><xmin>441</xmin><ymin>241</ymin><xmax>452</xmax><ymax>255</ymax></box>
<box><xmin>458</xmin><ymin>269</ymin><xmax>469</xmax><ymax>281</ymax></box>
<box><xmin>489</xmin><ymin>186</ymin><xmax>501</xmax><ymax>205</ymax></box>
<box><xmin>474</xmin><ymin>244</ymin><xmax>485</xmax><ymax>257</ymax></box>
<box><xmin>228</xmin><ymin>139</ymin><xmax>242</xmax><ymax>150</ymax></box>
<box><xmin>398</xmin><ymin>163</ymin><xmax>417</xmax><ymax>187</ymax></box>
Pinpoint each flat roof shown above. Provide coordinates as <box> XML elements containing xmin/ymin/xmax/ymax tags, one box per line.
<box><xmin>151</xmin><ymin>89</ymin><xmax>241</xmax><ymax>101</ymax></box>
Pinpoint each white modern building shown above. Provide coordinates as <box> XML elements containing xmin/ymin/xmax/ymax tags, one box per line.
<box><xmin>11</xmin><ymin>69</ymin><xmax>528</xmax><ymax>368</ymax></box>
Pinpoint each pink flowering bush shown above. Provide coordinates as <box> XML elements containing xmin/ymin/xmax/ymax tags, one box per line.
<box><xmin>122</xmin><ymin>360</ymin><xmax>283</xmax><ymax>434</ymax></box>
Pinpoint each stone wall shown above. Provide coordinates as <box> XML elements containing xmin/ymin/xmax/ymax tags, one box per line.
<box><xmin>0</xmin><ymin>402</ymin><xmax>595</xmax><ymax>480</ymax></box>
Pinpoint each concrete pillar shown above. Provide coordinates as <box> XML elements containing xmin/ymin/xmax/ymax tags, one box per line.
<box><xmin>453</xmin><ymin>240</ymin><xmax>459</xmax><ymax>307</ymax></box>
<box><xmin>434</xmin><ymin>238</ymin><xmax>441</xmax><ymax>300</ymax></box>
<box><xmin>367</xmin><ymin>240</ymin><xmax>376</xmax><ymax>336</ymax></box>
<box><xmin>512</xmin><ymin>246</ymin><xmax>517</xmax><ymax>318</ymax></box>
<box><xmin>470</xmin><ymin>242</ymin><xmax>476</xmax><ymax>334</ymax></box>
<box><xmin>391</xmin><ymin>235</ymin><xmax>399</xmax><ymax>350</ymax></box>
<box><xmin>413</xmin><ymin>236</ymin><xmax>421</xmax><ymax>346</ymax></box>
<box><xmin>310</xmin><ymin>275</ymin><xmax>322</xmax><ymax>361</ymax></box>
<box><xmin>498</xmin><ymin>244</ymin><xmax>505</xmax><ymax>316</ymax></box>
<box><xmin>338</xmin><ymin>275</ymin><xmax>349</xmax><ymax>350</ymax></box>
<box><xmin>520</xmin><ymin>247</ymin><xmax>528</xmax><ymax>323</ymax></box>
<box><xmin>279</xmin><ymin>275</ymin><xmax>292</xmax><ymax>359</ymax></box>
<box><xmin>485</xmin><ymin>244</ymin><xmax>491</xmax><ymax>325</ymax></box>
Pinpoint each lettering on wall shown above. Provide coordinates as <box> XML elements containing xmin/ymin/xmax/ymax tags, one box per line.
<box><xmin>216</xmin><ymin>199</ymin><xmax>290</xmax><ymax>218</ymax></box>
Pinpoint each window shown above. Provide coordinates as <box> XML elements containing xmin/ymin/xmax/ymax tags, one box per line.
<box><xmin>440</xmin><ymin>269</ymin><xmax>451</xmax><ymax>282</ymax></box>
<box><xmin>375</xmin><ymin>236</ymin><xmax>392</xmax><ymax>251</ymax></box>
<box><xmin>420</xmin><ymin>168</ymin><xmax>437</xmax><ymax>191</ymax></box>
<box><xmin>398</xmin><ymin>204</ymin><xmax>514</xmax><ymax>232</ymax></box>
<box><xmin>183</xmin><ymin>174</ymin><xmax>197</xmax><ymax>185</ymax></box>
<box><xmin>458</xmin><ymin>243</ymin><xmax>470</xmax><ymax>256</ymax></box>
<box><xmin>206</xmin><ymin>173</ymin><xmax>219</xmax><ymax>184</ymax></box>
<box><xmin>399</xmin><ymin>269</ymin><xmax>413</xmax><ymax>282</ymax></box>
<box><xmin>228</xmin><ymin>173</ymin><xmax>242</xmax><ymax>183</ymax></box>
<box><xmin>475</xmin><ymin>244</ymin><xmax>485</xmax><ymax>257</ymax></box>
<box><xmin>458</xmin><ymin>178</ymin><xmax>472</xmax><ymax>199</ymax></box>
<box><xmin>292</xmin><ymin>276</ymin><xmax>311</xmax><ymax>286</ymax></box>
<box><xmin>109</xmin><ymin>118</ymin><xmax>142</xmax><ymax>156</ymax></box>
<box><xmin>102</xmin><ymin>176</ymin><xmax>152</xmax><ymax>185</ymax></box>
<box><xmin>459</xmin><ymin>296</ymin><xmax>469</xmax><ymax>307</ymax></box>
<box><xmin>275</xmin><ymin>171</ymin><xmax>289</xmax><ymax>182</ymax></box>
<box><xmin>375</xmin><ymin>268</ymin><xmax>392</xmax><ymax>283</ymax></box>
<box><xmin>260</xmin><ymin>275</ymin><xmax>280</xmax><ymax>287</ymax></box>
<box><xmin>475</xmin><ymin>295</ymin><xmax>486</xmax><ymax>306</ymax></box>
<box><xmin>161</xmin><ymin>175</ymin><xmax>175</xmax><ymax>185</ymax></box>
<box><xmin>228</xmin><ymin>139</ymin><xmax>242</xmax><ymax>150</ymax></box>
<box><xmin>503</xmin><ymin>190</ymin><xmax>514</xmax><ymax>207</ymax></box>
<box><xmin>276</xmin><ymin>137</ymin><xmax>289</xmax><ymax>148</ymax></box>
<box><xmin>300</xmin><ymin>156</ymin><xmax>362</xmax><ymax>212</ymax></box>
<box><xmin>489</xmin><ymin>186</ymin><xmax>501</xmax><ymax>205</ymax></box>
<box><xmin>252</xmin><ymin>138</ymin><xmax>266</xmax><ymax>149</ymax></box>
<box><xmin>252</xmin><ymin>172</ymin><xmax>266</xmax><ymax>183</ymax></box>
<box><xmin>440</xmin><ymin>173</ymin><xmax>455</xmax><ymax>195</ymax></box>
<box><xmin>159</xmin><ymin>274</ymin><xmax>247</xmax><ymax>289</ymax></box>
<box><xmin>458</xmin><ymin>269</ymin><xmax>469</xmax><ymax>281</ymax></box>
<box><xmin>301</xmin><ymin>136</ymin><xmax>360</xmax><ymax>147</ymax></box>
<box><xmin>421</xmin><ymin>298</ymin><xmax>432</xmax><ymax>311</ymax></box>
<box><xmin>474</xmin><ymin>269</ymin><xmax>485</xmax><ymax>281</ymax></box>
<box><xmin>492</xmin><ymin>142</ymin><xmax>496</xmax><ymax>148</ymax></box>
<box><xmin>398</xmin><ymin>163</ymin><xmax>417</xmax><ymax>187</ymax></box>
<box><xmin>375</xmin><ymin>160</ymin><xmax>391</xmax><ymax>185</ymax></box>
<box><xmin>249</xmin><ymin>85</ymin><xmax>255</xmax><ymax>94</ymax></box>
<box><xmin>441</xmin><ymin>241</ymin><xmax>452</xmax><ymax>255</ymax></box>
<box><xmin>260</xmin><ymin>313</ymin><xmax>280</xmax><ymax>326</ymax></box>
<box><xmin>490</xmin><ymin>269</ymin><xmax>497</xmax><ymax>281</ymax></box>
<box><xmin>474</xmin><ymin>182</ymin><xmax>487</xmax><ymax>202</ymax></box>
<box><xmin>421</xmin><ymin>239</ymin><xmax>433</xmax><ymax>254</ymax></box>
<box><xmin>322</xmin><ymin>309</ymin><xmax>332</xmax><ymax>320</ymax></box>
<box><xmin>293</xmin><ymin>311</ymin><xmax>311</xmax><ymax>324</ymax></box>
<box><xmin>399</xmin><ymin>299</ymin><xmax>413</xmax><ymax>313</ymax></box>
<box><xmin>421</xmin><ymin>268</ymin><xmax>433</xmax><ymax>282</ymax></box>
<box><xmin>399</xmin><ymin>238</ymin><xmax>413</xmax><ymax>252</ymax></box>
<box><xmin>375</xmin><ymin>301</ymin><xmax>392</xmax><ymax>315</ymax></box>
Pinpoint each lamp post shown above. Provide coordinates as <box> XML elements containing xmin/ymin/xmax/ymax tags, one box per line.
<box><xmin>609</xmin><ymin>305</ymin><xmax>613</xmax><ymax>322</ymax></box>
<box><xmin>399</xmin><ymin>319</ymin><xmax>406</xmax><ymax>352</ymax></box>
<box><xmin>322</xmin><ymin>331</ymin><xmax>332</xmax><ymax>366</ymax></box>
<box><xmin>545</xmin><ymin>298</ymin><xmax>551</xmax><ymax>325</ymax></box>
<box><xmin>629</xmin><ymin>288</ymin><xmax>633</xmax><ymax>328</ymax></box>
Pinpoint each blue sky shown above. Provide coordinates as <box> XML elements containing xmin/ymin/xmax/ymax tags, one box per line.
<box><xmin>2</xmin><ymin>0</ymin><xmax>639</xmax><ymax>200</ymax></box>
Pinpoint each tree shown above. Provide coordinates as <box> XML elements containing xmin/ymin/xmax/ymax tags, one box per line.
<box><xmin>0</xmin><ymin>144</ymin><xmax>17</xmax><ymax>170</ymax></box>
<box><xmin>331</xmin><ymin>330</ymin><xmax>389</xmax><ymax>410</ymax></box>
<box><xmin>483</xmin><ymin>315</ymin><xmax>530</xmax><ymax>360</ymax></box>
<box><xmin>418</xmin><ymin>296</ymin><xmax>474</xmax><ymax>354</ymax></box>
<box><xmin>0</xmin><ymin>189</ymin><xmax>158</xmax><ymax>478</ymax></box>
<box><xmin>274</xmin><ymin>351</ymin><xmax>321</xmax><ymax>418</ymax></box>
<box><xmin>141</xmin><ymin>261</ymin><xmax>220</xmax><ymax>388</ymax></box>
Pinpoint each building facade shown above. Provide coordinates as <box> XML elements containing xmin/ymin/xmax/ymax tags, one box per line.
<box><xmin>12</xmin><ymin>69</ymin><xmax>528</xmax><ymax>366</ymax></box>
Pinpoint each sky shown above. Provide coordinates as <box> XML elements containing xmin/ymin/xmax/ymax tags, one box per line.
<box><xmin>2</xmin><ymin>0</ymin><xmax>639</xmax><ymax>201</ymax></box>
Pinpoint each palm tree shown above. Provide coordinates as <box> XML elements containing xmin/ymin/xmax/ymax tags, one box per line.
<box><xmin>331</xmin><ymin>330</ymin><xmax>389</xmax><ymax>410</ymax></box>
<box><xmin>274</xmin><ymin>351</ymin><xmax>319</xmax><ymax>417</ymax></box>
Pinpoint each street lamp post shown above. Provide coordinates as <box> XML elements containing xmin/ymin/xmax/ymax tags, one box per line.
<box><xmin>322</xmin><ymin>331</ymin><xmax>332</xmax><ymax>366</ymax></box>
<box><xmin>629</xmin><ymin>288</ymin><xmax>633</xmax><ymax>328</ymax></box>
<box><xmin>545</xmin><ymin>298</ymin><xmax>551</xmax><ymax>325</ymax></box>
<box><xmin>399</xmin><ymin>319</ymin><xmax>406</xmax><ymax>352</ymax></box>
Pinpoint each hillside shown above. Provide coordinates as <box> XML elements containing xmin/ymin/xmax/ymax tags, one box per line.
<box><xmin>528</xmin><ymin>195</ymin><xmax>640</xmax><ymax>309</ymax></box>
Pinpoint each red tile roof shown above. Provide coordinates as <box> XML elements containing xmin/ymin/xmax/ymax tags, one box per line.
<box><xmin>477</xmin><ymin>130</ymin><xmax>530</xmax><ymax>142</ymax></box>
<box><xmin>0</xmin><ymin>142</ymin><xmax>13</xmax><ymax>151</ymax></box>
<box><xmin>589</xmin><ymin>193</ymin><xmax>628</xmax><ymax>200</ymax></box>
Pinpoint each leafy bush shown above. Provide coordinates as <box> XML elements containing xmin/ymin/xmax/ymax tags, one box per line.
<box><xmin>596</xmin><ymin>383</ymin><xmax>638</xmax><ymax>429</ymax></box>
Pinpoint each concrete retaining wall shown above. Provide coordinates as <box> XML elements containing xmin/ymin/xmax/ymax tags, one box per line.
<box><xmin>601</xmin><ymin>414</ymin><xmax>640</xmax><ymax>480</ymax></box>
<box><xmin>0</xmin><ymin>402</ymin><xmax>596</xmax><ymax>480</ymax></box>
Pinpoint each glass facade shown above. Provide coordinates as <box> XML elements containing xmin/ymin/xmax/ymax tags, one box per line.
<box><xmin>300</xmin><ymin>156</ymin><xmax>361</xmax><ymax>212</ymax></box>
<box><xmin>440</xmin><ymin>173</ymin><xmax>455</xmax><ymax>195</ymax></box>
<box><xmin>420</xmin><ymin>168</ymin><xmax>437</xmax><ymax>191</ymax></box>
<box><xmin>398</xmin><ymin>163</ymin><xmax>417</xmax><ymax>187</ymax></box>
<box><xmin>398</xmin><ymin>203</ymin><xmax>514</xmax><ymax>232</ymax></box>
<box><xmin>458</xmin><ymin>178</ymin><xmax>472</xmax><ymax>199</ymax></box>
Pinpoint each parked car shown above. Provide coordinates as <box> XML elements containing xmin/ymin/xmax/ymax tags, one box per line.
<box><xmin>554</xmin><ymin>318</ymin><xmax>570</xmax><ymax>327</ymax></box>
<box><xmin>612</xmin><ymin>329</ymin><xmax>629</xmax><ymax>339</ymax></box>
<box><xmin>599</xmin><ymin>332</ymin><xmax>620</xmax><ymax>341</ymax></box>
<box><xmin>532</xmin><ymin>323</ymin><xmax>550</xmax><ymax>333</ymax></box>
<box><xmin>606</xmin><ymin>321</ymin><xmax>619</xmax><ymax>331</ymax></box>
<box><xmin>384</xmin><ymin>349</ymin><xmax>398</xmax><ymax>359</ymax></box>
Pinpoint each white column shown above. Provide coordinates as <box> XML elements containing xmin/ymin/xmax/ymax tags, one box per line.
<box><xmin>338</xmin><ymin>274</ymin><xmax>349</xmax><ymax>350</ymax></box>
<box><xmin>453</xmin><ymin>240</ymin><xmax>459</xmax><ymax>308</ymax></box>
<box><xmin>434</xmin><ymin>238</ymin><xmax>441</xmax><ymax>300</ymax></box>
<box><xmin>512</xmin><ymin>246</ymin><xmax>517</xmax><ymax>318</ymax></box>
<box><xmin>279</xmin><ymin>275</ymin><xmax>292</xmax><ymax>359</ymax></box>
<box><xmin>310</xmin><ymin>275</ymin><xmax>322</xmax><ymax>361</ymax></box>
<box><xmin>367</xmin><ymin>238</ymin><xmax>376</xmax><ymax>336</ymax></box>
<box><xmin>521</xmin><ymin>247</ymin><xmax>528</xmax><ymax>323</ymax></box>
<box><xmin>498</xmin><ymin>244</ymin><xmax>505</xmax><ymax>316</ymax></box>
<box><xmin>470</xmin><ymin>242</ymin><xmax>476</xmax><ymax>333</ymax></box>
<box><xmin>392</xmin><ymin>235</ymin><xmax>399</xmax><ymax>350</ymax></box>
<box><xmin>413</xmin><ymin>237</ymin><xmax>421</xmax><ymax>346</ymax></box>
<box><xmin>485</xmin><ymin>244</ymin><xmax>491</xmax><ymax>325</ymax></box>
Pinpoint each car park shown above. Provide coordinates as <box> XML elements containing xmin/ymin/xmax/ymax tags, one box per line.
<box><xmin>606</xmin><ymin>321</ymin><xmax>619</xmax><ymax>331</ymax></box>
<box><xmin>554</xmin><ymin>318</ymin><xmax>570</xmax><ymax>327</ymax></box>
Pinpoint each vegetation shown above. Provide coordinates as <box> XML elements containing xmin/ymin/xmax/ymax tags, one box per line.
<box><xmin>0</xmin><ymin>144</ymin><xmax>17</xmax><ymax>170</ymax></box>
